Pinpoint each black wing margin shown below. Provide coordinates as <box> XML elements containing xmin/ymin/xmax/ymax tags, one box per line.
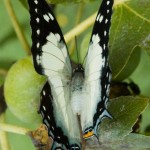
<box><xmin>82</xmin><ymin>0</ymin><xmax>114</xmax><ymax>139</ymax></box>
<box><xmin>28</xmin><ymin>0</ymin><xmax>71</xmax><ymax>76</ymax></box>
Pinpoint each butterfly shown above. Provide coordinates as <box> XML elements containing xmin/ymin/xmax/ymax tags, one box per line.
<box><xmin>28</xmin><ymin>0</ymin><xmax>113</xmax><ymax>149</ymax></box>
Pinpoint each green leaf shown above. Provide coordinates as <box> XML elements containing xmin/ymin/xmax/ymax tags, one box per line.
<box><xmin>110</xmin><ymin>0</ymin><xmax>150</xmax><ymax>80</ymax></box>
<box><xmin>87</xmin><ymin>133</ymin><xmax>150</xmax><ymax>150</ymax></box>
<box><xmin>101</xmin><ymin>96</ymin><xmax>149</xmax><ymax>140</ymax></box>
<box><xmin>118</xmin><ymin>133</ymin><xmax>150</xmax><ymax>149</ymax></box>
<box><xmin>86</xmin><ymin>96</ymin><xmax>149</xmax><ymax>149</ymax></box>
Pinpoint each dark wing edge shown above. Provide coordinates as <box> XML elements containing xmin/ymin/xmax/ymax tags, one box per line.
<box><xmin>82</xmin><ymin>0</ymin><xmax>114</xmax><ymax>139</ymax></box>
<box><xmin>28</xmin><ymin>0</ymin><xmax>72</xmax><ymax>76</ymax></box>
<box><xmin>92</xmin><ymin>0</ymin><xmax>114</xmax><ymax>129</ymax></box>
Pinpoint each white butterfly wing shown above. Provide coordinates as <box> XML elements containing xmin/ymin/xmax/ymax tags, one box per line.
<box><xmin>28</xmin><ymin>0</ymin><xmax>80</xmax><ymax>149</ymax></box>
<box><xmin>81</xmin><ymin>0</ymin><xmax>114</xmax><ymax>139</ymax></box>
<box><xmin>29</xmin><ymin>0</ymin><xmax>71</xmax><ymax>77</ymax></box>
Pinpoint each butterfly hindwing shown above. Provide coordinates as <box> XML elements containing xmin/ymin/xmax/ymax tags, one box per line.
<box><xmin>40</xmin><ymin>82</ymin><xmax>70</xmax><ymax>149</ymax></box>
<box><xmin>82</xmin><ymin>0</ymin><xmax>113</xmax><ymax>138</ymax></box>
<box><xmin>28</xmin><ymin>0</ymin><xmax>81</xmax><ymax>149</ymax></box>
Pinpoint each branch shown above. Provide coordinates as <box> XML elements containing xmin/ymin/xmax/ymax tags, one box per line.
<box><xmin>64</xmin><ymin>12</ymin><xmax>97</xmax><ymax>44</ymax></box>
<box><xmin>69</xmin><ymin>3</ymin><xmax>85</xmax><ymax>55</ymax></box>
<box><xmin>0</xmin><ymin>123</ymin><xmax>30</xmax><ymax>135</ymax></box>
<box><xmin>4</xmin><ymin>0</ymin><xmax>31</xmax><ymax>55</ymax></box>
<box><xmin>0</xmin><ymin>115</ymin><xmax>11</xmax><ymax>150</ymax></box>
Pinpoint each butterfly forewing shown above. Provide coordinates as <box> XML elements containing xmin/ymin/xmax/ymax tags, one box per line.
<box><xmin>28</xmin><ymin>0</ymin><xmax>72</xmax><ymax>76</ymax></box>
<box><xmin>28</xmin><ymin>0</ymin><xmax>81</xmax><ymax>149</ymax></box>
<box><xmin>82</xmin><ymin>0</ymin><xmax>113</xmax><ymax>138</ymax></box>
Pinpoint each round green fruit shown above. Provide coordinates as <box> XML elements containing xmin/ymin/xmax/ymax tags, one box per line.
<box><xmin>4</xmin><ymin>57</ymin><xmax>46</xmax><ymax>125</ymax></box>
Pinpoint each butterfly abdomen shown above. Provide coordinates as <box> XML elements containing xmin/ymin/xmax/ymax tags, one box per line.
<box><xmin>71</xmin><ymin>73</ymin><xmax>84</xmax><ymax>115</ymax></box>
<box><xmin>71</xmin><ymin>66</ymin><xmax>85</xmax><ymax>115</ymax></box>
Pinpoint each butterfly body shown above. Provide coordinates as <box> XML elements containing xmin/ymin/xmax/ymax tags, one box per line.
<box><xmin>71</xmin><ymin>65</ymin><xmax>85</xmax><ymax>115</ymax></box>
<box><xmin>28</xmin><ymin>0</ymin><xmax>114</xmax><ymax>149</ymax></box>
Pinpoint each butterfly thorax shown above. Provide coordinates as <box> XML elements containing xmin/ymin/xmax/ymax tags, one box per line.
<box><xmin>71</xmin><ymin>64</ymin><xmax>85</xmax><ymax>115</ymax></box>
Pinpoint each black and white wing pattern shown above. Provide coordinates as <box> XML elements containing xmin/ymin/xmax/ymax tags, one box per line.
<box><xmin>81</xmin><ymin>0</ymin><xmax>113</xmax><ymax>139</ymax></box>
<box><xmin>28</xmin><ymin>0</ymin><xmax>81</xmax><ymax>149</ymax></box>
<box><xmin>28</xmin><ymin>0</ymin><xmax>114</xmax><ymax>148</ymax></box>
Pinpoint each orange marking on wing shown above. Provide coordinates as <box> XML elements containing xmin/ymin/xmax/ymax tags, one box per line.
<box><xmin>83</xmin><ymin>131</ymin><xmax>94</xmax><ymax>139</ymax></box>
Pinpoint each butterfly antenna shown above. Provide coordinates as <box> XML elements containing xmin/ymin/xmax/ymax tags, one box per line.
<box><xmin>75</xmin><ymin>36</ymin><xmax>80</xmax><ymax>64</ymax></box>
<box><xmin>81</xmin><ymin>47</ymin><xmax>88</xmax><ymax>67</ymax></box>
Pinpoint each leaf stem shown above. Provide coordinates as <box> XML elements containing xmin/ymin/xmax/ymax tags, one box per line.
<box><xmin>64</xmin><ymin>12</ymin><xmax>97</xmax><ymax>44</ymax></box>
<box><xmin>0</xmin><ymin>123</ymin><xmax>30</xmax><ymax>135</ymax></box>
<box><xmin>4</xmin><ymin>0</ymin><xmax>31</xmax><ymax>55</ymax></box>
<box><xmin>123</xmin><ymin>3</ymin><xmax>150</xmax><ymax>24</ymax></box>
<box><xmin>69</xmin><ymin>3</ymin><xmax>85</xmax><ymax>55</ymax></box>
<box><xmin>0</xmin><ymin>115</ymin><xmax>11</xmax><ymax>150</ymax></box>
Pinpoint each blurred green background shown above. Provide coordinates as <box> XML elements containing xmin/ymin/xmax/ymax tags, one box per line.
<box><xmin>0</xmin><ymin>0</ymin><xmax>150</xmax><ymax>149</ymax></box>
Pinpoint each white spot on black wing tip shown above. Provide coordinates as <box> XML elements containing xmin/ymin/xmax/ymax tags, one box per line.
<box><xmin>107</xmin><ymin>0</ymin><xmax>110</xmax><ymax>5</ymax></box>
<box><xmin>34</xmin><ymin>0</ymin><xmax>38</xmax><ymax>4</ymax></box>
<box><xmin>43</xmin><ymin>105</ymin><xmax>46</xmax><ymax>111</ymax></box>
<box><xmin>37</xmin><ymin>42</ymin><xmax>40</xmax><ymax>48</ymax></box>
<box><xmin>103</xmin><ymin>44</ymin><xmax>106</xmax><ymax>50</ymax></box>
<box><xmin>43</xmin><ymin>90</ymin><xmax>46</xmax><ymax>96</ymax></box>
<box><xmin>43</xmin><ymin>14</ymin><xmax>49</xmax><ymax>22</ymax></box>
<box><xmin>104</xmin><ymin>30</ymin><xmax>107</xmax><ymax>36</ymax></box>
<box><xmin>107</xmin><ymin>9</ymin><xmax>110</xmax><ymax>14</ymax></box>
<box><xmin>37</xmin><ymin>29</ymin><xmax>40</xmax><ymax>35</ymax></box>
<box><xmin>99</xmin><ymin>15</ymin><xmax>103</xmax><ymax>23</ymax></box>
<box><xmin>105</xmin><ymin>19</ymin><xmax>108</xmax><ymax>24</ymax></box>
<box><xmin>36</xmin><ymin>18</ymin><xmax>40</xmax><ymax>23</ymax></box>
<box><xmin>48</xmin><ymin>13</ymin><xmax>54</xmax><ymax>20</ymax></box>
<box><xmin>35</xmin><ymin>8</ymin><xmax>38</xmax><ymax>13</ymax></box>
